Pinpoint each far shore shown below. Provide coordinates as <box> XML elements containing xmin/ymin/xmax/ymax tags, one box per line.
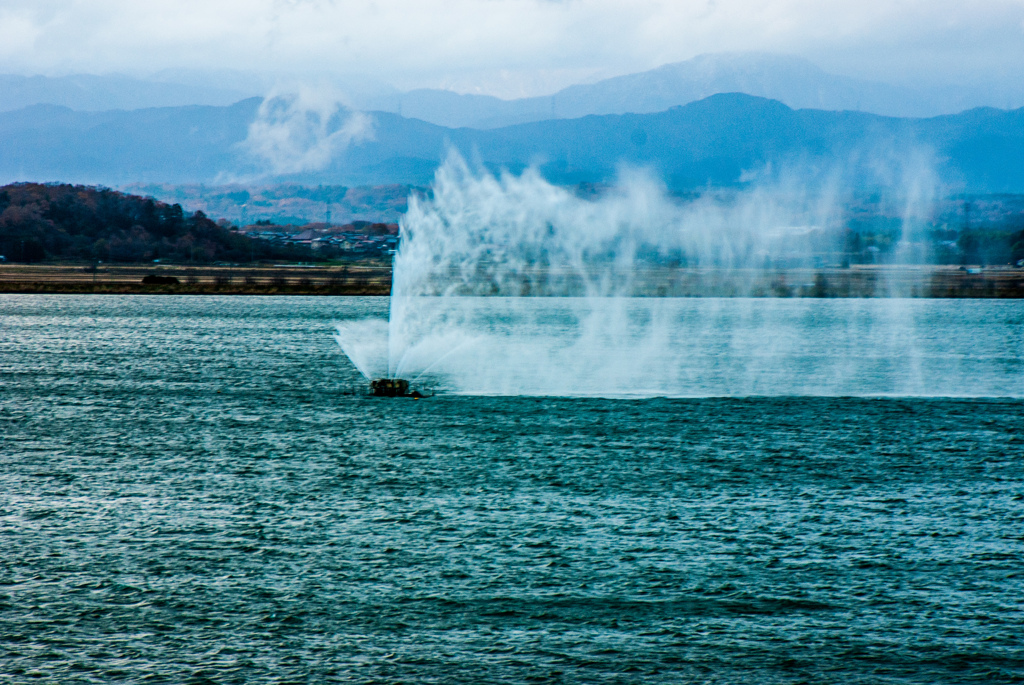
<box><xmin>0</xmin><ymin>263</ymin><xmax>391</xmax><ymax>296</ymax></box>
<box><xmin>1</xmin><ymin>263</ymin><xmax>1023</xmax><ymax>298</ymax></box>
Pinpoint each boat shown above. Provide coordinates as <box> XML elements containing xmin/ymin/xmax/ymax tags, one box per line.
<box><xmin>370</xmin><ymin>378</ymin><xmax>411</xmax><ymax>397</ymax></box>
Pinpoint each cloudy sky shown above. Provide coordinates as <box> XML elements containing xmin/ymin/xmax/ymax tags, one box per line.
<box><xmin>1</xmin><ymin>0</ymin><xmax>1023</xmax><ymax>96</ymax></box>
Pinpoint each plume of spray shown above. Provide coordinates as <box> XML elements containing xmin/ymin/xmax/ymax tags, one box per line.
<box><xmin>236</xmin><ymin>84</ymin><xmax>373</xmax><ymax>177</ymax></box>
<box><xmin>334</xmin><ymin>150</ymin><xmax>1021</xmax><ymax>398</ymax></box>
<box><xmin>866</xmin><ymin>148</ymin><xmax>944</xmax><ymax>391</ymax></box>
<box><xmin>392</xmin><ymin>154</ymin><xmax>838</xmax><ymax>297</ymax></box>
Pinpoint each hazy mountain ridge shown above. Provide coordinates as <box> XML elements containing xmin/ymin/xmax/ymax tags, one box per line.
<box><xmin>1</xmin><ymin>93</ymin><xmax>1022</xmax><ymax>191</ymax></box>
<box><xmin>545</xmin><ymin>54</ymin><xmax>980</xmax><ymax>118</ymax></box>
<box><xmin>366</xmin><ymin>53</ymin><xmax>1017</xmax><ymax>128</ymax></box>
<box><xmin>5</xmin><ymin>53</ymin><xmax>1020</xmax><ymax>126</ymax></box>
<box><xmin>0</xmin><ymin>73</ymin><xmax>255</xmax><ymax>112</ymax></box>
<box><xmin>319</xmin><ymin>95</ymin><xmax>1024</xmax><ymax>191</ymax></box>
<box><xmin>0</xmin><ymin>99</ymin><xmax>262</xmax><ymax>184</ymax></box>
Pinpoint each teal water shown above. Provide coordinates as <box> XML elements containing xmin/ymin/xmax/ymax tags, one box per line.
<box><xmin>357</xmin><ymin>297</ymin><xmax>1024</xmax><ymax>396</ymax></box>
<box><xmin>1</xmin><ymin>295</ymin><xmax>1022</xmax><ymax>684</ymax></box>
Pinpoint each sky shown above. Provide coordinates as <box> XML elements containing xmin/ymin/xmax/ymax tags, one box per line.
<box><xmin>1</xmin><ymin>0</ymin><xmax>1023</xmax><ymax>97</ymax></box>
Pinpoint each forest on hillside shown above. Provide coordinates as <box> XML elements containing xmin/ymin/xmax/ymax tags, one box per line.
<box><xmin>0</xmin><ymin>183</ymin><xmax>326</xmax><ymax>263</ymax></box>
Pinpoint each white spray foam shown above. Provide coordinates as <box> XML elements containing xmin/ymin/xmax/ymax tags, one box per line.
<box><xmin>334</xmin><ymin>151</ymin><xmax>1021</xmax><ymax>397</ymax></box>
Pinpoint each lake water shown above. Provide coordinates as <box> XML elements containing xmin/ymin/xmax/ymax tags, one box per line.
<box><xmin>350</xmin><ymin>296</ymin><xmax>1024</xmax><ymax>396</ymax></box>
<box><xmin>1</xmin><ymin>295</ymin><xmax>1022</xmax><ymax>683</ymax></box>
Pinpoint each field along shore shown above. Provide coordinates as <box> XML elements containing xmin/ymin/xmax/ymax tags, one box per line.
<box><xmin>0</xmin><ymin>263</ymin><xmax>391</xmax><ymax>295</ymax></box>
<box><xmin>1</xmin><ymin>263</ymin><xmax>1023</xmax><ymax>297</ymax></box>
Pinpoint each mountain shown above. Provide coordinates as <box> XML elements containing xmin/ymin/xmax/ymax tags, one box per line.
<box><xmin>0</xmin><ymin>70</ymin><xmax>399</xmax><ymax>114</ymax></box>
<box><xmin>0</xmin><ymin>99</ymin><xmax>261</xmax><ymax>184</ymax></box>
<box><xmin>0</xmin><ymin>73</ymin><xmax>257</xmax><ymax>113</ymax></box>
<box><xmin>339</xmin><ymin>96</ymin><xmax>1024</xmax><ymax>191</ymax></box>
<box><xmin>364</xmin><ymin>53</ymin><xmax>1018</xmax><ymax>128</ymax></box>
<box><xmin>363</xmin><ymin>89</ymin><xmax>555</xmax><ymax>129</ymax></box>
<box><xmin>1</xmin><ymin>94</ymin><xmax>1023</xmax><ymax>192</ymax></box>
<box><xmin>5</xmin><ymin>54</ymin><xmax>1017</xmax><ymax>127</ymax></box>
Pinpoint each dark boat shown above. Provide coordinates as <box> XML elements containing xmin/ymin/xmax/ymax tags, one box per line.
<box><xmin>370</xmin><ymin>378</ymin><xmax>411</xmax><ymax>397</ymax></box>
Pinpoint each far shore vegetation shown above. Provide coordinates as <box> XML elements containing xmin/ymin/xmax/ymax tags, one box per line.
<box><xmin>0</xmin><ymin>183</ymin><xmax>397</xmax><ymax>266</ymax></box>
<box><xmin>1</xmin><ymin>181</ymin><xmax>1022</xmax><ymax>273</ymax></box>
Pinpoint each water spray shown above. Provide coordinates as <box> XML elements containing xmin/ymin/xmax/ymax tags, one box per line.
<box><xmin>330</xmin><ymin>150</ymin><xmax>1007</xmax><ymax>398</ymax></box>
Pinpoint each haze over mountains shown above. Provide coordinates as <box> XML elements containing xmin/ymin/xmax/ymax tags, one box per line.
<box><xmin>0</xmin><ymin>73</ymin><xmax>255</xmax><ymax>113</ymax></box>
<box><xmin>2</xmin><ymin>93</ymin><xmax>1022</xmax><ymax>192</ymax></box>
<box><xmin>3</xmin><ymin>53</ymin><xmax>1021</xmax><ymax>124</ymax></box>
<box><xmin>1</xmin><ymin>52</ymin><xmax>1022</xmax><ymax>193</ymax></box>
<box><xmin>365</xmin><ymin>54</ymin><xmax>1023</xmax><ymax>128</ymax></box>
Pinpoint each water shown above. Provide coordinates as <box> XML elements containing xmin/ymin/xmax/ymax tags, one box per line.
<box><xmin>2</xmin><ymin>294</ymin><xmax>1023</xmax><ymax>683</ymax></box>
<box><xmin>339</xmin><ymin>297</ymin><xmax>1024</xmax><ymax>396</ymax></box>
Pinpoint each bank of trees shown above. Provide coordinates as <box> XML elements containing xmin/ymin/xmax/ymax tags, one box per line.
<box><xmin>0</xmin><ymin>183</ymin><xmax>322</xmax><ymax>263</ymax></box>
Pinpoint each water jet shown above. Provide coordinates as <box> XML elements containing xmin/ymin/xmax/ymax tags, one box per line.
<box><xmin>333</xmin><ymin>152</ymin><xmax>1019</xmax><ymax>397</ymax></box>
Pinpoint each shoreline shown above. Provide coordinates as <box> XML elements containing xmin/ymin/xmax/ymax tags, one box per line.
<box><xmin>0</xmin><ymin>263</ymin><xmax>391</xmax><ymax>296</ymax></box>
<box><xmin>0</xmin><ymin>282</ymin><xmax>391</xmax><ymax>296</ymax></box>
<box><xmin>2</xmin><ymin>263</ymin><xmax>1023</xmax><ymax>297</ymax></box>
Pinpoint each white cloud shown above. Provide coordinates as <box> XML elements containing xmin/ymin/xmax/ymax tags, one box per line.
<box><xmin>0</xmin><ymin>8</ymin><xmax>43</xmax><ymax>60</ymax></box>
<box><xmin>2</xmin><ymin>0</ymin><xmax>1023</xmax><ymax>95</ymax></box>
<box><xmin>238</xmin><ymin>85</ymin><xmax>374</xmax><ymax>176</ymax></box>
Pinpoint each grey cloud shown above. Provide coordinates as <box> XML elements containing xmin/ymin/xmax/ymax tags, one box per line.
<box><xmin>1</xmin><ymin>0</ymin><xmax>1022</xmax><ymax>96</ymax></box>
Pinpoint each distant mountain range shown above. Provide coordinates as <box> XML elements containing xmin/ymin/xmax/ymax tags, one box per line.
<box><xmin>2</xmin><ymin>93</ymin><xmax>1022</xmax><ymax>192</ymax></box>
<box><xmin>366</xmin><ymin>53</ymin><xmax>1021</xmax><ymax>127</ymax></box>
<box><xmin>4</xmin><ymin>53</ymin><xmax>1022</xmax><ymax>126</ymax></box>
<box><xmin>0</xmin><ymin>73</ymin><xmax>255</xmax><ymax>112</ymax></box>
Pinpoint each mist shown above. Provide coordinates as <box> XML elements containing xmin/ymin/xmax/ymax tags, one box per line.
<box><xmin>236</xmin><ymin>86</ymin><xmax>374</xmax><ymax>178</ymax></box>
<box><xmin>389</xmin><ymin>150</ymin><xmax>941</xmax><ymax>299</ymax></box>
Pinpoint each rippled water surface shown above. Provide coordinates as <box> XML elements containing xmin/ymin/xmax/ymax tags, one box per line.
<box><xmin>1</xmin><ymin>295</ymin><xmax>1023</xmax><ymax>684</ymax></box>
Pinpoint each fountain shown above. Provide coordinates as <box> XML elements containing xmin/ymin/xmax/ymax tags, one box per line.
<box><xmin>334</xmin><ymin>152</ymin><xmax>1021</xmax><ymax>398</ymax></box>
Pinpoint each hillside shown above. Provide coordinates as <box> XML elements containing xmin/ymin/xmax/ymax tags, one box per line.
<box><xmin>0</xmin><ymin>183</ymin><xmax>313</xmax><ymax>263</ymax></box>
<box><xmin>122</xmin><ymin>182</ymin><xmax>420</xmax><ymax>225</ymax></box>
